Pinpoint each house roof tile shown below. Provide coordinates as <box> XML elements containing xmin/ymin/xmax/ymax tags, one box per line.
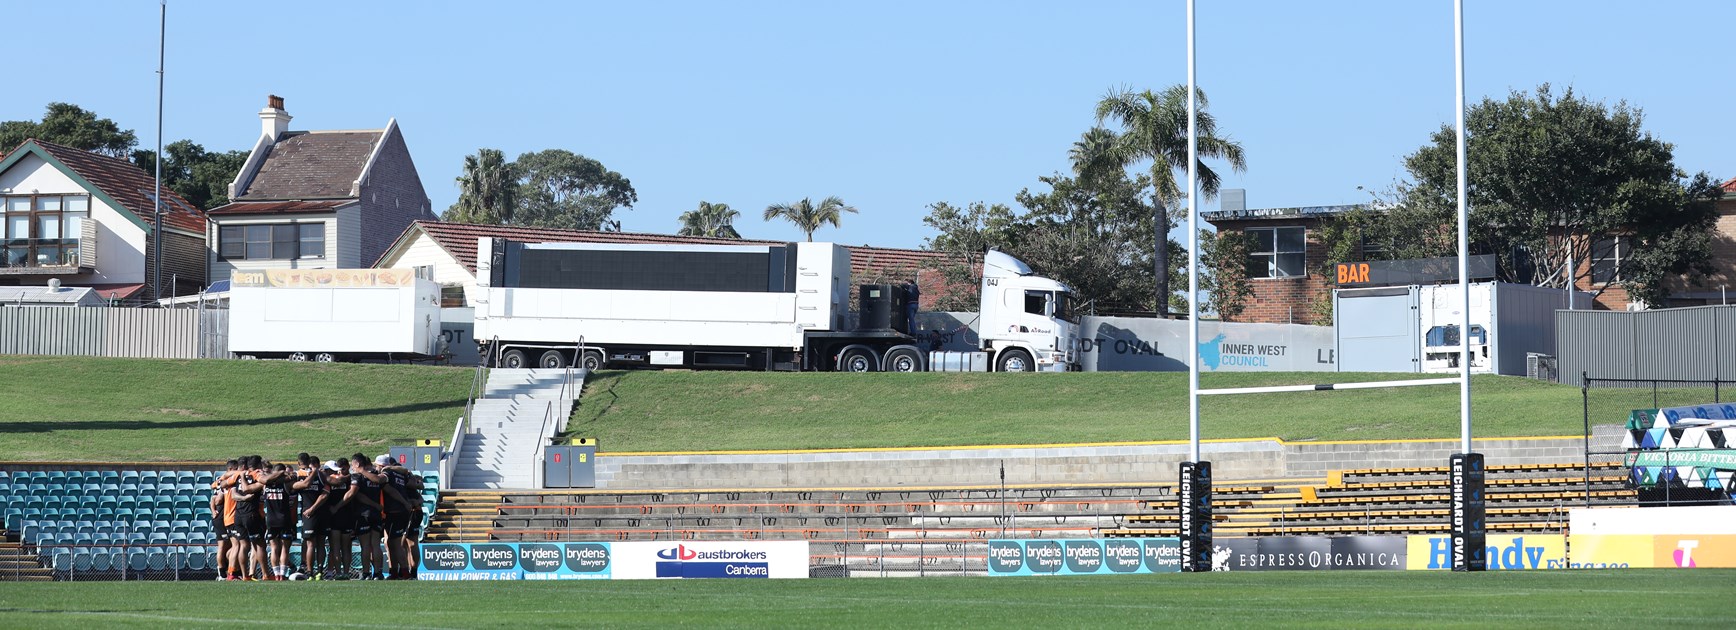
<box><xmin>25</xmin><ymin>140</ymin><xmax>207</xmax><ymax>233</ymax></box>
<box><xmin>236</xmin><ymin>131</ymin><xmax>382</xmax><ymax>201</ymax></box>
<box><xmin>207</xmin><ymin>199</ymin><xmax>354</xmax><ymax>216</ymax></box>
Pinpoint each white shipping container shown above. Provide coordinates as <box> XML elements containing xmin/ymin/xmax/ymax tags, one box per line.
<box><xmin>228</xmin><ymin>269</ymin><xmax>443</xmax><ymax>358</ymax></box>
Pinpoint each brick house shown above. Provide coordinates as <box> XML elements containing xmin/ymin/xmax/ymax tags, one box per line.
<box><xmin>373</xmin><ymin>220</ymin><xmax>964</xmax><ymax>308</ymax></box>
<box><xmin>205</xmin><ymin>96</ymin><xmax>433</xmax><ymax>283</ymax></box>
<box><xmin>0</xmin><ymin>139</ymin><xmax>206</xmax><ymax>300</ymax></box>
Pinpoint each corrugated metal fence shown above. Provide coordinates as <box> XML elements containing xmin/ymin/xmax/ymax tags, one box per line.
<box><xmin>1556</xmin><ymin>305</ymin><xmax>1736</xmax><ymax>386</ymax></box>
<box><xmin>0</xmin><ymin>307</ymin><xmax>230</xmax><ymax>359</ymax></box>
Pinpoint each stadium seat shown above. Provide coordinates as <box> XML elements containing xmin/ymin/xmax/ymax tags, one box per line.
<box><xmin>128</xmin><ymin>552</ymin><xmax>148</xmax><ymax>572</ymax></box>
<box><xmin>147</xmin><ymin>550</ymin><xmax>167</xmax><ymax>571</ymax></box>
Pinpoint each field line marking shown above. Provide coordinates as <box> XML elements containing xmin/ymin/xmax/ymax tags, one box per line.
<box><xmin>17</xmin><ymin>610</ymin><xmax>459</xmax><ymax>630</ymax></box>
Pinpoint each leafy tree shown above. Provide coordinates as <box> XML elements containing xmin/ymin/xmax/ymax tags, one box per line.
<box><xmin>0</xmin><ymin>103</ymin><xmax>138</xmax><ymax>158</ymax></box>
<box><xmin>1199</xmin><ymin>229</ymin><xmax>1253</xmax><ymax>320</ymax></box>
<box><xmin>1394</xmin><ymin>85</ymin><xmax>1721</xmax><ymax>307</ymax></box>
<box><xmin>130</xmin><ymin>141</ymin><xmax>248</xmax><ymax>210</ymax></box>
<box><xmin>763</xmin><ymin>196</ymin><xmax>857</xmax><ymax>242</ymax></box>
<box><xmin>676</xmin><ymin>201</ymin><xmax>742</xmax><ymax>238</ymax></box>
<box><xmin>443</xmin><ymin>148</ymin><xmax>518</xmax><ymax>224</ymax></box>
<box><xmin>512</xmin><ymin>149</ymin><xmax>636</xmax><ymax>230</ymax></box>
<box><xmin>1094</xmin><ymin>85</ymin><xmax>1247</xmax><ymax>316</ymax></box>
<box><xmin>919</xmin><ymin>201</ymin><xmax>1020</xmax><ymax>311</ymax></box>
<box><xmin>1011</xmin><ymin>172</ymin><xmax>1163</xmax><ymax>314</ymax></box>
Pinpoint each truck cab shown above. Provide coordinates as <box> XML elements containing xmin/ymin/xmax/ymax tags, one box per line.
<box><xmin>976</xmin><ymin>250</ymin><xmax>1080</xmax><ymax>372</ymax></box>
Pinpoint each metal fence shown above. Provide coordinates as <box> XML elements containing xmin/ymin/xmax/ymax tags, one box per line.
<box><xmin>2</xmin><ymin>542</ymin><xmax>414</xmax><ymax>582</ymax></box>
<box><xmin>1581</xmin><ymin>374</ymin><xmax>1736</xmax><ymax>508</ymax></box>
<box><xmin>1557</xmin><ymin>305</ymin><xmax>1736</xmax><ymax>387</ymax></box>
<box><xmin>0</xmin><ymin>306</ymin><xmax>229</xmax><ymax>360</ymax></box>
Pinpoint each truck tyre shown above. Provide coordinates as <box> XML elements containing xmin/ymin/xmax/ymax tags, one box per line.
<box><xmin>538</xmin><ymin>350</ymin><xmax>567</xmax><ymax>368</ymax></box>
<box><xmin>313</xmin><ymin>352</ymin><xmax>338</xmax><ymax>363</ymax></box>
<box><xmin>579</xmin><ymin>349</ymin><xmax>605</xmax><ymax>371</ymax></box>
<box><xmin>883</xmin><ymin>347</ymin><xmax>924</xmax><ymax>372</ymax></box>
<box><xmin>996</xmin><ymin>348</ymin><xmax>1033</xmax><ymax>372</ymax></box>
<box><xmin>287</xmin><ymin>352</ymin><xmax>308</xmax><ymax>362</ymax></box>
<box><xmin>500</xmin><ymin>348</ymin><xmax>528</xmax><ymax>369</ymax></box>
<box><xmin>837</xmin><ymin>347</ymin><xmax>877</xmax><ymax>372</ymax></box>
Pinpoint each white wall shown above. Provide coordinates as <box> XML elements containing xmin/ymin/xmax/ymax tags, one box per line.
<box><xmin>0</xmin><ymin>153</ymin><xmax>147</xmax><ymax>284</ymax></box>
<box><xmin>378</xmin><ymin>231</ymin><xmax>481</xmax><ymax>304</ymax></box>
<box><xmin>207</xmin><ymin>213</ymin><xmax>339</xmax><ymax>282</ymax></box>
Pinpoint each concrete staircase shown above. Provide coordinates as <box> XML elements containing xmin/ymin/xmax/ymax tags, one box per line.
<box><xmin>449</xmin><ymin>368</ymin><xmax>582</xmax><ymax>490</ymax></box>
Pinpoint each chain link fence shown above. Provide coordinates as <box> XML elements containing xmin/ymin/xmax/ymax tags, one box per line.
<box><xmin>1582</xmin><ymin>375</ymin><xmax>1736</xmax><ymax>508</ymax></box>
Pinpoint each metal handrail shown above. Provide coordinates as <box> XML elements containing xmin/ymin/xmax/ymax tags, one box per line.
<box><xmin>533</xmin><ymin>399</ymin><xmax>555</xmax><ymax>488</ymax></box>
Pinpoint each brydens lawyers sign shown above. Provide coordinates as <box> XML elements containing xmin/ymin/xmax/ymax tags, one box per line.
<box><xmin>419</xmin><ymin>541</ymin><xmax>805</xmax><ymax>580</ymax></box>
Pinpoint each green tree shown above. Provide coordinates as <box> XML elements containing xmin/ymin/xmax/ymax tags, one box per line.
<box><xmin>763</xmin><ymin>196</ymin><xmax>857</xmax><ymax>242</ymax></box>
<box><xmin>1199</xmin><ymin>229</ymin><xmax>1253</xmax><ymax>321</ymax></box>
<box><xmin>676</xmin><ymin>201</ymin><xmax>742</xmax><ymax>238</ymax></box>
<box><xmin>512</xmin><ymin>149</ymin><xmax>637</xmax><ymax>230</ymax></box>
<box><xmin>443</xmin><ymin>148</ymin><xmax>518</xmax><ymax>224</ymax></box>
<box><xmin>1094</xmin><ymin>85</ymin><xmax>1247</xmax><ymax>316</ymax></box>
<box><xmin>1010</xmin><ymin>171</ymin><xmax>1162</xmax><ymax>314</ymax></box>
<box><xmin>0</xmin><ymin>103</ymin><xmax>138</xmax><ymax>158</ymax></box>
<box><xmin>1395</xmin><ymin>85</ymin><xmax>1721</xmax><ymax>307</ymax></box>
<box><xmin>919</xmin><ymin>201</ymin><xmax>1020</xmax><ymax>311</ymax></box>
<box><xmin>130</xmin><ymin>141</ymin><xmax>248</xmax><ymax>210</ymax></box>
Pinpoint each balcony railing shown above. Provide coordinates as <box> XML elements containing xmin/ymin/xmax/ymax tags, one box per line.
<box><xmin>0</xmin><ymin>238</ymin><xmax>96</xmax><ymax>273</ymax></box>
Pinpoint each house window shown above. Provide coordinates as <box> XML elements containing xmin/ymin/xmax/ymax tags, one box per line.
<box><xmin>1</xmin><ymin>194</ymin><xmax>89</xmax><ymax>268</ymax></box>
<box><xmin>219</xmin><ymin>223</ymin><xmax>325</xmax><ymax>261</ymax></box>
<box><xmin>1591</xmin><ymin>236</ymin><xmax>1627</xmax><ymax>284</ymax></box>
<box><xmin>1245</xmin><ymin>226</ymin><xmax>1306</xmax><ymax>278</ymax></box>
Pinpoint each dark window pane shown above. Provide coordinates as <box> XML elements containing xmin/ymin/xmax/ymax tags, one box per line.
<box><xmin>1276</xmin><ymin>227</ymin><xmax>1305</xmax><ymax>254</ymax></box>
<box><xmin>1024</xmin><ymin>291</ymin><xmax>1047</xmax><ymax>315</ymax></box>
<box><xmin>299</xmin><ymin>223</ymin><xmax>324</xmax><ymax>258</ymax></box>
<box><xmin>1276</xmin><ymin>253</ymin><xmax>1306</xmax><ymax>277</ymax></box>
<box><xmin>246</xmin><ymin>242</ymin><xmax>270</xmax><ymax>259</ymax></box>
<box><xmin>1248</xmin><ymin>229</ymin><xmax>1276</xmax><ymax>254</ymax></box>
<box><xmin>300</xmin><ymin>223</ymin><xmax>324</xmax><ymax>239</ymax></box>
<box><xmin>1246</xmin><ymin>253</ymin><xmax>1273</xmax><ymax>279</ymax></box>
<box><xmin>245</xmin><ymin>225</ymin><xmax>270</xmax><ymax>243</ymax></box>
<box><xmin>1592</xmin><ymin>259</ymin><xmax>1616</xmax><ymax>284</ymax></box>
<box><xmin>220</xmin><ymin>241</ymin><xmax>243</xmax><ymax>259</ymax></box>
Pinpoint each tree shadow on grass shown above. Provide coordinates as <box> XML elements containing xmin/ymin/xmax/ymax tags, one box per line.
<box><xmin>0</xmin><ymin>400</ymin><xmax>465</xmax><ymax>434</ymax></box>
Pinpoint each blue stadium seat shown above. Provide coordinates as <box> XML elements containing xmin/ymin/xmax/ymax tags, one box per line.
<box><xmin>146</xmin><ymin>550</ymin><xmax>167</xmax><ymax>571</ymax></box>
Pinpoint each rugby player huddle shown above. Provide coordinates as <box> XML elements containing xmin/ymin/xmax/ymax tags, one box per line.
<box><xmin>211</xmin><ymin>453</ymin><xmax>424</xmax><ymax>580</ymax></box>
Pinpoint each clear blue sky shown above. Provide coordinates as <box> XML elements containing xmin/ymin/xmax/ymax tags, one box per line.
<box><xmin>8</xmin><ymin>1</ymin><xmax>1733</xmax><ymax>249</ymax></box>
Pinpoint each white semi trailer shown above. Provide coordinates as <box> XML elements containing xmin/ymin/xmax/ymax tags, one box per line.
<box><xmin>472</xmin><ymin>238</ymin><xmax>1079</xmax><ymax>372</ymax></box>
<box><xmin>228</xmin><ymin>268</ymin><xmax>444</xmax><ymax>362</ymax></box>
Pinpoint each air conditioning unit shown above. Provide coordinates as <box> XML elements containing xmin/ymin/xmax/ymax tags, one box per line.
<box><xmin>1526</xmin><ymin>353</ymin><xmax>1557</xmax><ymax>382</ymax></box>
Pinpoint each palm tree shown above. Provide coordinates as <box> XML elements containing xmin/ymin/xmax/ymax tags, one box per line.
<box><xmin>444</xmin><ymin>148</ymin><xmax>518</xmax><ymax>224</ymax></box>
<box><xmin>677</xmin><ymin>201</ymin><xmax>742</xmax><ymax>238</ymax></box>
<box><xmin>763</xmin><ymin>196</ymin><xmax>857</xmax><ymax>242</ymax></box>
<box><xmin>1095</xmin><ymin>85</ymin><xmax>1247</xmax><ymax>316</ymax></box>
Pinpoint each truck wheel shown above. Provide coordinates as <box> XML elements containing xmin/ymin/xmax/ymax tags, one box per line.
<box><xmin>837</xmin><ymin>347</ymin><xmax>877</xmax><ymax>372</ymax></box>
<box><xmin>579</xmin><ymin>350</ymin><xmax>605</xmax><ymax>371</ymax></box>
<box><xmin>238</xmin><ymin>355</ymin><xmax>258</xmax><ymax>361</ymax></box>
<box><xmin>500</xmin><ymin>349</ymin><xmax>528</xmax><ymax>369</ymax></box>
<box><xmin>287</xmin><ymin>352</ymin><xmax>308</xmax><ymax>362</ymax></box>
<box><xmin>538</xmin><ymin>350</ymin><xmax>567</xmax><ymax>368</ymax></box>
<box><xmin>883</xmin><ymin>347</ymin><xmax>923</xmax><ymax>372</ymax></box>
<box><xmin>996</xmin><ymin>349</ymin><xmax>1034</xmax><ymax>373</ymax></box>
<box><xmin>313</xmin><ymin>353</ymin><xmax>338</xmax><ymax>363</ymax></box>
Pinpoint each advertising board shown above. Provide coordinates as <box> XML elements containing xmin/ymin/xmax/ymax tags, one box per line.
<box><xmin>609</xmin><ymin>541</ymin><xmax>809</xmax><ymax>579</ymax></box>
<box><xmin>986</xmin><ymin>538</ymin><xmax>1180</xmax><ymax>576</ymax></box>
<box><xmin>1404</xmin><ymin>534</ymin><xmax>1566</xmax><ymax>570</ymax></box>
<box><xmin>1207</xmin><ymin>537</ymin><xmax>1406</xmax><ymax>572</ymax></box>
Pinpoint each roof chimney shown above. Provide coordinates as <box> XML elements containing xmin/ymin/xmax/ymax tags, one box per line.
<box><xmin>260</xmin><ymin>94</ymin><xmax>292</xmax><ymax>141</ymax></box>
<box><xmin>1220</xmin><ymin>189</ymin><xmax>1246</xmax><ymax>213</ymax></box>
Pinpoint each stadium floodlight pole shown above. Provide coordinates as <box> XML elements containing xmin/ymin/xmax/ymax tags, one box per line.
<box><xmin>1454</xmin><ymin>0</ymin><xmax>1472</xmax><ymax>455</ymax></box>
<box><xmin>1186</xmin><ymin>0</ymin><xmax>1200</xmax><ymax>464</ymax></box>
<box><xmin>152</xmin><ymin>0</ymin><xmax>166</xmax><ymax>303</ymax></box>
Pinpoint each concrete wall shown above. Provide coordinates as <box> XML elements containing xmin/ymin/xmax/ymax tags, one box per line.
<box><xmin>590</xmin><ymin>427</ymin><xmax>1625</xmax><ymax>491</ymax></box>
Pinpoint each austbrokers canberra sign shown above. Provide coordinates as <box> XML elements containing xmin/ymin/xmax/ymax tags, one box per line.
<box><xmin>419</xmin><ymin>541</ymin><xmax>807</xmax><ymax>580</ymax></box>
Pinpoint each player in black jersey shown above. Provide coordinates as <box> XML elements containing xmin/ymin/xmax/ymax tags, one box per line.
<box><xmin>261</xmin><ymin>463</ymin><xmax>297</xmax><ymax>580</ymax></box>
<box><xmin>375</xmin><ymin>454</ymin><xmax>420</xmax><ymax>579</ymax></box>
<box><xmin>348</xmin><ymin>453</ymin><xmax>389</xmax><ymax>580</ymax></box>
<box><xmin>231</xmin><ymin>455</ymin><xmax>268</xmax><ymax>581</ymax></box>
<box><xmin>291</xmin><ymin>453</ymin><xmax>329</xmax><ymax>580</ymax></box>
<box><xmin>325</xmin><ymin>459</ymin><xmax>354</xmax><ymax>579</ymax></box>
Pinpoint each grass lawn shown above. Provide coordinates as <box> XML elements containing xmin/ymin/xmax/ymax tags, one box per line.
<box><xmin>0</xmin><ymin>356</ymin><xmax>472</xmax><ymax>462</ymax></box>
<box><xmin>569</xmin><ymin>370</ymin><xmax>1670</xmax><ymax>452</ymax></box>
<box><xmin>0</xmin><ymin>571</ymin><xmax>1731</xmax><ymax>628</ymax></box>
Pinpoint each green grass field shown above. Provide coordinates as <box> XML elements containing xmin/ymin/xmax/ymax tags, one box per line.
<box><xmin>0</xmin><ymin>571</ymin><xmax>1731</xmax><ymax>628</ymax></box>
<box><xmin>1</xmin><ymin>356</ymin><xmax>1703</xmax><ymax>460</ymax></box>
<box><xmin>0</xmin><ymin>356</ymin><xmax>472</xmax><ymax>462</ymax></box>
<box><xmin>570</xmin><ymin>369</ymin><xmax>1650</xmax><ymax>452</ymax></box>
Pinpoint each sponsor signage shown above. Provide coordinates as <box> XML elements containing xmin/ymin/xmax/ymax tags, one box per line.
<box><xmin>417</xmin><ymin>542</ymin><xmax>613</xmax><ymax>580</ymax></box>
<box><xmin>1405</xmin><ymin>535</ymin><xmax>1567</xmax><ymax>570</ymax></box>
<box><xmin>1567</xmin><ymin>534</ymin><xmax>1736</xmax><ymax>568</ymax></box>
<box><xmin>610</xmin><ymin>541</ymin><xmax>808</xmax><ymax>579</ymax></box>
<box><xmin>1627</xmin><ymin>449</ymin><xmax>1736</xmax><ymax>471</ymax></box>
<box><xmin>1207</xmin><ymin>537</ymin><xmax>1406</xmax><ymax>572</ymax></box>
<box><xmin>1449</xmin><ymin>453</ymin><xmax>1487</xmax><ymax>571</ymax></box>
<box><xmin>987</xmin><ymin>538</ymin><xmax>1180</xmax><ymax>576</ymax></box>
<box><xmin>231</xmin><ymin>268</ymin><xmax>416</xmax><ymax>288</ymax></box>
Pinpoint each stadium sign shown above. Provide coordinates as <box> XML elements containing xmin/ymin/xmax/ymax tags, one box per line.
<box><xmin>1206</xmin><ymin>537</ymin><xmax>1406</xmax><ymax>571</ymax></box>
<box><xmin>418</xmin><ymin>543</ymin><xmax>614</xmax><ymax>580</ymax></box>
<box><xmin>1405</xmin><ymin>535</ymin><xmax>1566</xmax><ymax>570</ymax></box>
<box><xmin>610</xmin><ymin>541</ymin><xmax>808</xmax><ymax>579</ymax></box>
<box><xmin>986</xmin><ymin>538</ymin><xmax>1180</xmax><ymax>576</ymax></box>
